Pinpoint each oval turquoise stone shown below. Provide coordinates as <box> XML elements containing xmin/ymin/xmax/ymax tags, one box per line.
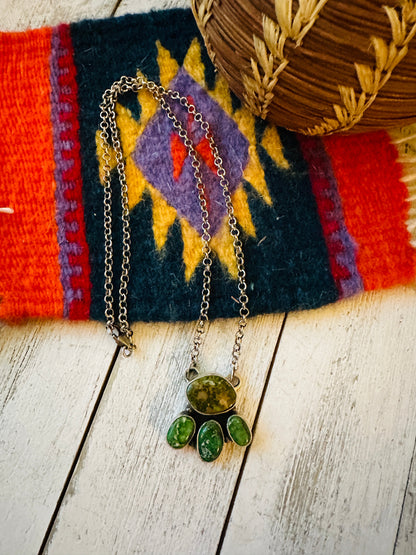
<box><xmin>227</xmin><ymin>414</ymin><xmax>252</xmax><ymax>447</ymax></box>
<box><xmin>167</xmin><ymin>414</ymin><xmax>196</xmax><ymax>449</ymax></box>
<box><xmin>186</xmin><ymin>374</ymin><xmax>237</xmax><ymax>415</ymax></box>
<box><xmin>197</xmin><ymin>420</ymin><xmax>224</xmax><ymax>462</ymax></box>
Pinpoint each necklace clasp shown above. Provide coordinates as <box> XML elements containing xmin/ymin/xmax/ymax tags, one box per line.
<box><xmin>107</xmin><ymin>324</ymin><xmax>136</xmax><ymax>356</ymax></box>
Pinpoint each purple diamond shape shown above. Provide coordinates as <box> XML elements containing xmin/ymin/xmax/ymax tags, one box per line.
<box><xmin>132</xmin><ymin>68</ymin><xmax>249</xmax><ymax>236</ymax></box>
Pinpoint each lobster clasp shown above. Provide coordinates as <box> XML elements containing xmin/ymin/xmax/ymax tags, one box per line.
<box><xmin>107</xmin><ymin>325</ymin><xmax>136</xmax><ymax>356</ymax></box>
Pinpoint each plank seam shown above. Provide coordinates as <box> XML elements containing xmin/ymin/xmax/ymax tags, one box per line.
<box><xmin>215</xmin><ymin>312</ymin><xmax>288</xmax><ymax>555</ymax></box>
<box><xmin>111</xmin><ymin>0</ymin><xmax>124</xmax><ymax>16</ymax></box>
<box><xmin>37</xmin><ymin>346</ymin><xmax>121</xmax><ymax>555</ymax></box>
<box><xmin>393</xmin><ymin>434</ymin><xmax>416</xmax><ymax>553</ymax></box>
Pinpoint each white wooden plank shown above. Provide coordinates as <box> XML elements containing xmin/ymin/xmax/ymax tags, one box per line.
<box><xmin>394</xmin><ymin>445</ymin><xmax>416</xmax><ymax>554</ymax></box>
<box><xmin>220</xmin><ymin>287</ymin><xmax>416</xmax><ymax>555</ymax></box>
<box><xmin>42</xmin><ymin>314</ymin><xmax>284</xmax><ymax>555</ymax></box>
<box><xmin>0</xmin><ymin>0</ymin><xmax>117</xmax><ymax>31</ymax></box>
<box><xmin>116</xmin><ymin>0</ymin><xmax>190</xmax><ymax>16</ymax></box>
<box><xmin>0</xmin><ymin>320</ymin><xmax>117</xmax><ymax>555</ymax></box>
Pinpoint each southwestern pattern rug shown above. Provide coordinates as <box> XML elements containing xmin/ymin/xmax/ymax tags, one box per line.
<box><xmin>0</xmin><ymin>8</ymin><xmax>415</xmax><ymax>322</ymax></box>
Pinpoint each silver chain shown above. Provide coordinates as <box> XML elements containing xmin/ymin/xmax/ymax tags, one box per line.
<box><xmin>99</xmin><ymin>76</ymin><xmax>249</xmax><ymax>382</ymax></box>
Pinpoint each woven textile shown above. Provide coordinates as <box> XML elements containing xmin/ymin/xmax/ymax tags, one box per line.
<box><xmin>1</xmin><ymin>9</ymin><xmax>415</xmax><ymax>322</ymax></box>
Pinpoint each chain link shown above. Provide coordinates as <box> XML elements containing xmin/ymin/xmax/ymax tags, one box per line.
<box><xmin>99</xmin><ymin>76</ymin><xmax>249</xmax><ymax>379</ymax></box>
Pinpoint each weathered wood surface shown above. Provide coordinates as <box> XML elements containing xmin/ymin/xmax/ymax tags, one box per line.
<box><xmin>0</xmin><ymin>320</ymin><xmax>117</xmax><ymax>555</ymax></box>
<box><xmin>0</xmin><ymin>0</ymin><xmax>116</xmax><ymax>30</ymax></box>
<box><xmin>117</xmin><ymin>0</ymin><xmax>191</xmax><ymax>15</ymax></box>
<box><xmin>220</xmin><ymin>287</ymin><xmax>416</xmax><ymax>555</ymax></box>
<box><xmin>0</xmin><ymin>0</ymin><xmax>189</xmax><ymax>30</ymax></box>
<box><xmin>395</xmin><ymin>440</ymin><xmax>416</xmax><ymax>554</ymax></box>
<box><xmin>1</xmin><ymin>0</ymin><xmax>416</xmax><ymax>554</ymax></box>
<box><xmin>43</xmin><ymin>314</ymin><xmax>284</xmax><ymax>555</ymax></box>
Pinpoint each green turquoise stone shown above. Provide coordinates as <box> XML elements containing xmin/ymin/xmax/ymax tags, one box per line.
<box><xmin>186</xmin><ymin>374</ymin><xmax>237</xmax><ymax>415</ymax></box>
<box><xmin>227</xmin><ymin>414</ymin><xmax>252</xmax><ymax>447</ymax></box>
<box><xmin>197</xmin><ymin>420</ymin><xmax>224</xmax><ymax>462</ymax></box>
<box><xmin>167</xmin><ymin>414</ymin><xmax>196</xmax><ymax>449</ymax></box>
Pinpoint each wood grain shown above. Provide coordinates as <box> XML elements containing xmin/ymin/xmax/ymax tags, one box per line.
<box><xmin>0</xmin><ymin>0</ymin><xmax>117</xmax><ymax>30</ymax></box>
<box><xmin>395</xmin><ymin>443</ymin><xmax>416</xmax><ymax>554</ymax></box>
<box><xmin>42</xmin><ymin>314</ymin><xmax>284</xmax><ymax>555</ymax></box>
<box><xmin>0</xmin><ymin>320</ymin><xmax>117</xmax><ymax>555</ymax></box>
<box><xmin>116</xmin><ymin>0</ymin><xmax>190</xmax><ymax>15</ymax></box>
<box><xmin>220</xmin><ymin>287</ymin><xmax>416</xmax><ymax>555</ymax></box>
<box><xmin>0</xmin><ymin>2</ymin><xmax>120</xmax><ymax>555</ymax></box>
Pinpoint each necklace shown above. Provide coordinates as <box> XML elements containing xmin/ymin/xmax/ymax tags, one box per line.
<box><xmin>99</xmin><ymin>76</ymin><xmax>252</xmax><ymax>462</ymax></box>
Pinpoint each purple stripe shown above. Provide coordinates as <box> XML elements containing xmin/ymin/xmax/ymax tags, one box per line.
<box><xmin>50</xmin><ymin>26</ymin><xmax>80</xmax><ymax>318</ymax></box>
<box><xmin>334</xmin><ymin>228</ymin><xmax>363</xmax><ymax>297</ymax></box>
<box><xmin>317</xmin><ymin>139</ymin><xmax>364</xmax><ymax>298</ymax></box>
<box><xmin>65</xmin><ymin>287</ymin><xmax>84</xmax><ymax>303</ymax></box>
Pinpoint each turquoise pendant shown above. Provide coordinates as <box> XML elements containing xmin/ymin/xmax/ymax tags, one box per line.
<box><xmin>227</xmin><ymin>414</ymin><xmax>252</xmax><ymax>447</ymax></box>
<box><xmin>167</xmin><ymin>373</ymin><xmax>252</xmax><ymax>462</ymax></box>
<box><xmin>197</xmin><ymin>420</ymin><xmax>224</xmax><ymax>462</ymax></box>
<box><xmin>186</xmin><ymin>374</ymin><xmax>236</xmax><ymax>415</ymax></box>
<box><xmin>167</xmin><ymin>414</ymin><xmax>196</xmax><ymax>449</ymax></box>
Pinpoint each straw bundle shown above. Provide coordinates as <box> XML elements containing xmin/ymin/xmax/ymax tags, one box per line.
<box><xmin>192</xmin><ymin>0</ymin><xmax>416</xmax><ymax>134</ymax></box>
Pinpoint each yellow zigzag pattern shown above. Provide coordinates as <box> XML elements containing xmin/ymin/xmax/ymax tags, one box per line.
<box><xmin>96</xmin><ymin>38</ymin><xmax>290</xmax><ymax>280</ymax></box>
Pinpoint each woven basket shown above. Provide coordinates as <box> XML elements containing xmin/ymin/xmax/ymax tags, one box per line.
<box><xmin>192</xmin><ymin>0</ymin><xmax>416</xmax><ymax>135</ymax></box>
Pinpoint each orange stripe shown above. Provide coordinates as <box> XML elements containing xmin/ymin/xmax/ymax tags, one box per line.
<box><xmin>323</xmin><ymin>131</ymin><xmax>416</xmax><ymax>290</ymax></box>
<box><xmin>0</xmin><ymin>28</ymin><xmax>63</xmax><ymax>319</ymax></box>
